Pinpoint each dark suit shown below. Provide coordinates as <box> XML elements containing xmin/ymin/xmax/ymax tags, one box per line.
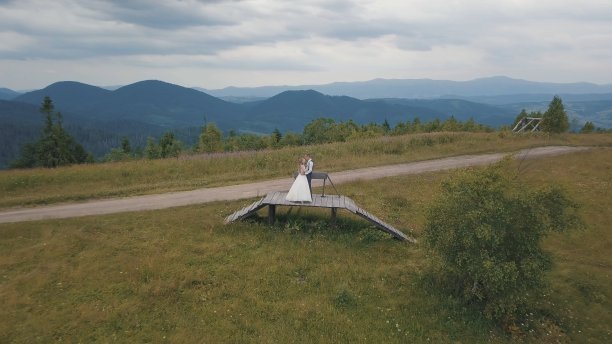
<box><xmin>305</xmin><ymin>159</ymin><xmax>313</xmax><ymax>193</ymax></box>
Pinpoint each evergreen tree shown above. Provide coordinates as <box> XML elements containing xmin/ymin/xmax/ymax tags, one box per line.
<box><xmin>442</xmin><ymin>116</ymin><xmax>460</xmax><ymax>132</ymax></box>
<box><xmin>382</xmin><ymin>119</ymin><xmax>391</xmax><ymax>133</ymax></box>
<box><xmin>272</xmin><ymin>128</ymin><xmax>282</xmax><ymax>144</ymax></box>
<box><xmin>541</xmin><ymin>96</ymin><xmax>569</xmax><ymax>133</ymax></box>
<box><xmin>121</xmin><ymin>136</ymin><xmax>132</xmax><ymax>154</ymax></box>
<box><xmin>580</xmin><ymin>121</ymin><xmax>595</xmax><ymax>134</ymax></box>
<box><xmin>412</xmin><ymin>117</ymin><xmax>422</xmax><ymax>133</ymax></box>
<box><xmin>159</xmin><ymin>132</ymin><xmax>182</xmax><ymax>158</ymax></box>
<box><xmin>11</xmin><ymin>96</ymin><xmax>89</xmax><ymax>168</ymax></box>
<box><xmin>463</xmin><ymin>117</ymin><xmax>477</xmax><ymax>132</ymax></box>
<box><xmin>145</xmin><ymin>137</ymin><xmax>160</xmax><ymax>159</ymax></box>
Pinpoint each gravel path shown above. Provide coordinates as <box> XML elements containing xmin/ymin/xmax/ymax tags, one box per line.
<box><xmin>0</xmin><ymin>146</ymin><xmax>590</xmax><ymax>224</ymax></box>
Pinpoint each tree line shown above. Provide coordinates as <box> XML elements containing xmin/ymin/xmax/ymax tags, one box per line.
<box><xmin>103</xmin><ymin>115</ymin><xmax>494</xmax><ymax>162</ymax></box>
<box><xmin>11</xmin><ymin>95</ymin><xmax>608</xmax><ymax>168</ymax></box>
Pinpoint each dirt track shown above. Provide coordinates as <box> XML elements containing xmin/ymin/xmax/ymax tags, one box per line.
<box><xmin>0</xmin><ymin>146</ymin><xmax>591</xmax><ymax>224</ymax></box>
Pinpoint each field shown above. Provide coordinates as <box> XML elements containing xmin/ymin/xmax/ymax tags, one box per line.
<box><xmin>1</xmin><ymin>132</ymin><xmax>611</xmax><ymax>209</ymax></box>
<box><xmin>0</xmin><ymin>140</ymin><xmax>610</xmax><ymax>342</ymax></box>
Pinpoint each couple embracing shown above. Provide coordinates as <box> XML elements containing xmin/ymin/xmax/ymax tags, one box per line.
<box><xmin>285</xmin><ymin>153</ymin><xmax>313</xmax><ymax>203</ymax></box>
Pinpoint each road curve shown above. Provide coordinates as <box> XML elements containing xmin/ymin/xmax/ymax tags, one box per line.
<box><xmin>0</xmin><ymin>146</ymin><xmax>591</xmax><ymax>224</ymax></box>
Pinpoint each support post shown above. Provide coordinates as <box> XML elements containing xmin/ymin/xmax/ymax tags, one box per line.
<box><xmin>331</xmin><ymin>207</ymin><xmax>337</xmax><ymax>224</ymax></box>
<box><xmin>268</xmin><ymin>204</ymin><xmax>276</xmax><ymax>225</ymax></box>
<box><xmin>322</xmin><ymin>178</ymin><xmax>326</xmax><ymax>197</ymax></box>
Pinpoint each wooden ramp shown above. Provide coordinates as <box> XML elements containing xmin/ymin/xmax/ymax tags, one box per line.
<box><xmin>225</xmin><ymin>192</ymin><xmax>416</xmax><ymax>243</ymax></box>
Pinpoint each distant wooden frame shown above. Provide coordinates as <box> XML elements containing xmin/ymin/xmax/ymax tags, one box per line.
<box><xmin>512</xmin><ymin>117</ymin><xmax>542</xmax><ymax>133</ymax></box>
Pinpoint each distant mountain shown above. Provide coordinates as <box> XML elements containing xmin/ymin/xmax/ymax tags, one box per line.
<box><xmin>14</xmin><ymin>80</ymin><xmax>244</xmax><ymax>130</ymax></box>
<box><xmin>15</xmin><ymin>81</ymin><xmax>112</xmax><ymax>114</ymax></box>
<box><xmin>374</xmin><ymin>98</ymin><xmax>513</xmax><ymax>126</ymax></box>
<box><xmin>205</xmin><ymin>76</ymin><xmax>612</xmax><ymax>99</ymax></box>
<box><xmin>4</xmin><ymin>81</ymin><xmax>244</xmax><ymax>168</ymax></box>
<box><xmin>456</xmin><ymin>93</ymin><xmax>612</xmax><ymax>105</ymax></box>
<box><xmin>0</xmin><ymin>100</ymin><xmax>41</xmax><ymax>169</ymax></box>
<box><xmin>100</xmin><ymin>80</ymin><xmax>244</xmax><ymax>128</ymax></box>
<box><xmin>242</xmin><ymin>90</ymin><xmax>452</xmax><ymax>133</ymax></box>
<box><xmin>3</xmin><ymin>77</ymin><xmax>611</xmax><ymax>168</ymax></box>
<box><xmin>0</xmin><ymin>87</ymin><xmax>20</xmax><ymax>100</ymax></box>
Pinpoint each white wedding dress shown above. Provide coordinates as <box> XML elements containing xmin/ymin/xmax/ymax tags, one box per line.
<box><xmin>286</xmin><ymin>165</ymin><xmax>312</xmax><ymax>202</ymax></box>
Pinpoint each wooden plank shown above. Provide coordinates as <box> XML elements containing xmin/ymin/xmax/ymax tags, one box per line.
<box><xmin>225</xmin><ymin>198</ymin><xmax>269</xmax><ymax>223</ymax></box>
<box><xmin>225</xmin><ymin>192</ymin><xmax>416</xmax><ymax>243</ymax></box>
<box><xmin>316</xmin><ymin>196</ymin><xmax>324</xmax><ymax>207</ymax></box>
<box><xmin>333</xmin><ymin>196</ymin><xmax>340</xmax><ymax>208</ymax></box>
<box><xmin>248</xmin><ymin>199</ymin><xmax>263</xmax><ymax>210</ymax></box>
<box><xmin>271</xmin><ymin>192</ymin><xmax>283</xmax><ymax>204</ymax></box>
<box><xmin>278</xmin><ymin>191</ymin><xmax>288</xmax><ymax>204</ymax></box>
<box><xmin>262</xmin><ymin>193</ymin><xmax>274</xmax><ymax>204</ymax></box>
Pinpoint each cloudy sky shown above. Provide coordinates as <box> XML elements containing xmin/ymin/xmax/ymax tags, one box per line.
<box><xmin>1</xmin><ymin>0</ymin><xmax>611</xmax><ymax>90</ymax></box>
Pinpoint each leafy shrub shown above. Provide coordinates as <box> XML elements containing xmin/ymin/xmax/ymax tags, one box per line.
<box><xmin>423</xmin><ymin>158</ymin><xmax>581</xmax><ymax>324</ymax></box>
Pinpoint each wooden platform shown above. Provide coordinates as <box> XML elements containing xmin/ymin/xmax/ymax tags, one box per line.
<box><xmin>225</xmin><ymin>192</ymin><xmax>416</xmax><ymax>243</ymax></box>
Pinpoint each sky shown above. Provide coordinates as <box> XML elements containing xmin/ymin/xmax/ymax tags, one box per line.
<box><xmin>1</xmin><ymin>0</ymin><xmax>611</xmax><ymax>91</ymax></box>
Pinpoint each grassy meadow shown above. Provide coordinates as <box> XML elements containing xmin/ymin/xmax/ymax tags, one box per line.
<box><xmin>1</xmin><ymin>132</ymin><xmax>611</xmax><ymax>209</ymax></box>
<box><xmin>0</xmin><ymin>146</ymin><xmax>610</xmax><ymax>343</ymax></box>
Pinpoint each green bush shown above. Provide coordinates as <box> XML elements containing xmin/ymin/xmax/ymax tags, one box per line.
<box><xmin>423</xmin><ymin>158</ymin><xmax>581</xmax><ymax>323</ymax></box>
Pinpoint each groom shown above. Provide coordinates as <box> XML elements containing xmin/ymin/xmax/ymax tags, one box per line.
<box><xmin>304</xmin><ymin>153</ymin><xmax>314</xmax><ymax>194</ymax></box>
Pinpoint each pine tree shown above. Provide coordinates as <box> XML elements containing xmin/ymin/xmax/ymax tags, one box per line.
<box><xmin>382</xmin><ymin>119</ymin><xmax>391</xmax><ymax>133</ymax></box>
<box><xmin>580</xmin><ymin>121</ymin><xmax>595</xmax><ymax>133</ymax></box>
<box><xmin>145</xmin><ymin>137</ymin><xmax>160</xmax><ymax>159</ymax></box>
<box><xmin>159</xmin><ymin>132</ymin><xmax>182</xmax><ymax>158</ymax></box>
<box><xmin>121</xmin><ymin>137</ymin><xmax>131</xmax><ymax>154</ymax></box>
<box><xmin>11</xmin><ymin>97</ymin><xmax>89</xmax><ymax>168</ymax></box>
<box><xmin>272</xmin><ymin>128</ymin><xmax>282</xmax><ymax>143</ymax></box>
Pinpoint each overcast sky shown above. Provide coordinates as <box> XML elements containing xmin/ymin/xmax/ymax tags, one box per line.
<box><xmin>1</xmin><ymin>0</ymin><xmax>611</xmax><ymax>90</ymax></box>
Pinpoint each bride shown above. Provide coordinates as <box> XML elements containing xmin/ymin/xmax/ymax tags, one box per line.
<box><xmin>286</xmin><ymin>157</ymin><xmax>312</xmax><ymax>202</ymax></box>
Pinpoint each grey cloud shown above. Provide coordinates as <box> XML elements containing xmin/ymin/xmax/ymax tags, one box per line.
<box><xmin>1</xmin><ymin>0</ymin><xmax>611</xmax><ymax>87</ymax></box>
<box><xmin>90</xmin><ymin>0</ymin><xmax>237</xmax><ymax>29</ymax></box>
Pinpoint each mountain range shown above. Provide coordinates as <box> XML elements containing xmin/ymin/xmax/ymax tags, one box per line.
<box><xmin>199</xmin><ymin>76</ymin><xmax>612</xmax><ymax>99</ymax></box>
<box><xmin>1</xmin><ymin>76</ymin><xmax>611</xmax><ymax>168</ymax></box>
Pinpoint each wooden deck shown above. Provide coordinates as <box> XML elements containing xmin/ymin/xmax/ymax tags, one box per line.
<box><xmin>225</xmin><ymin>192</ymin><xmax>416</xmax><ymax>243</ymax></box>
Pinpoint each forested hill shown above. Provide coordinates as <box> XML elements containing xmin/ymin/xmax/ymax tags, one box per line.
<box><xmin>0</xmin><ymin>87</ymin><xmax>21</xmax><ymax>100</ymax></box>
<box><xmin>13</xmin><ymin>80</ymin><xmax>244</xmax><ymax>128</ymax></box>
<box><xmin>2</xmin><ymin>78</ymin><xmax>611</xmax><ymax>168</ymax></box>
<box><xmin>8</xmin><ymin>80</ymin><xmax>515</xmax><ymax>136</ymax></box>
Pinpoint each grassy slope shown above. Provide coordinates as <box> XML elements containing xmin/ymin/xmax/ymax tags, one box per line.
<box><xmin>0</xmin><ymin>148</ymin><xmax>610</xmax><ymax>343</ymax></box>
<box><xmin>1</xmin><ymin>132</ymin><xmax>611</xmax><ymax>209</ymax></box>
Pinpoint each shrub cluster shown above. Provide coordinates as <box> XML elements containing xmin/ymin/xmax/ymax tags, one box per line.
<box><xmin>423</xmin><ymin>158</ymin><xmax>582</xmax><ymax>324</ymax></box>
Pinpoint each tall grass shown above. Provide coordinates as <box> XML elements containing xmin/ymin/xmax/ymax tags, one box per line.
<box><xmin>0</xmin><ymin>148</ymin><xmax>610</xmax><ymax>342</ymax></box>
<box><xmin>1</xmin><ymin>132</ymin><xmax>611</xmax><ymax>209</ymax></box>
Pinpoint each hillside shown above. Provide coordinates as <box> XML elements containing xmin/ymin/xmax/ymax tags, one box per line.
<box><xmin>242</xmin><ymin>90</ymin><xmax>450</xmax><ymax>133</ymax></box>
<box><xmin>373</xmin><ymin>98</ymin><xmax>513</xmax><ymax>126</ymax></box>
<box><xmin>1</xmin><ymin>132</ymin><xmax>610</xmax><ymax>209</ymax></box>
<box><xmin>0</xmin><ymin>87</ymin><xmax>20</xmax><ymax>100</ymax></box>
<box><xmin>0</xmin><ymin>144</ymin><xmax>609</xmax><ymax>342</ymax></box>
<box><xmin>2</xmin><ymin>78</ymin><xmax>612</xmax><ymax>168</ymax></box>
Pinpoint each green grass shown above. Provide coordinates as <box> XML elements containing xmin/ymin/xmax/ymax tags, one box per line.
<box><xmin>1</xmin><ymin>132</ymin><xmax>611</xmax><ymax>209</ymax></box>
<box><xmin>1</xmin><ymin>148</ymin><xmax>610</xmax><ymax>342</ymax></box>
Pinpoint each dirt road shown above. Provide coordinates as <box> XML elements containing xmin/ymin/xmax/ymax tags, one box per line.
<box><xmin>0</xmin><ymin>146</ymin><xmax>591</xmax><ymax>224</ymax></box>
